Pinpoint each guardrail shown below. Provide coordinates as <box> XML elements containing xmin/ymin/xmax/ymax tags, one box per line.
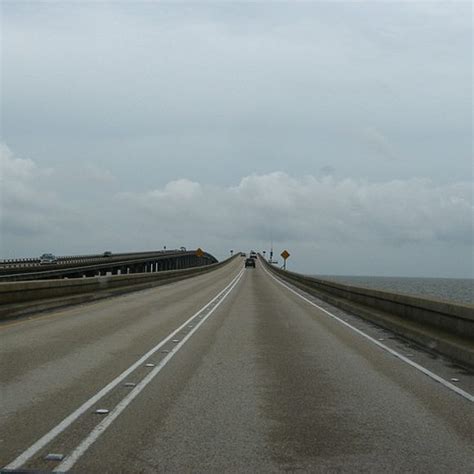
<box><xmin>261</xmin><ymin>257</ymin><xmax>474</xmax><ymax>368</ymax></box>
<box><xmin>0</xmin><ymin>255</ymin><xmax>237</xmax><ymax>320</ymax></box>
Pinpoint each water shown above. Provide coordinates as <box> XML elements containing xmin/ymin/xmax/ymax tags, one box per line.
<box><xmin>315</xmin><ymin>275</ymin><xmax>474</xmax><ymax>306</ymax></box>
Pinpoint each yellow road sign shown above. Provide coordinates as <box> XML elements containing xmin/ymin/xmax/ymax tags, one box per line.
<box><xmin>281</xmin><ymin>250</ymin><xmax>290</xmax><ymax>260</ymax></box>
<box><xmin>196</xmin><ymin>248</ymin><xmax>204</xmax><ymax>257</ymax></box>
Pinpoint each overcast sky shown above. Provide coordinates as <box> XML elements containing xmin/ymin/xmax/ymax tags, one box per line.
<box><xmin>1</xmin><ymin>1</ymin><xmax>472</xmax><ymax>277</ymax></box>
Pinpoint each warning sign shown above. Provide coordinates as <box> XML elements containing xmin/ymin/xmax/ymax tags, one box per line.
<box><xmin>196</xmin><ymin>248</ymin><xmax>204</xmax><ymax>257</ymax></box>
<box><xmin>281</xmin><ymin>250</ymin><xmax>290</xmax><ymax>260</ymax></box>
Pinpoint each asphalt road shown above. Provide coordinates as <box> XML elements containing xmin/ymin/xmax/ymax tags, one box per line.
<box><xmin>1</xmin><ymin>257</ymin><xmax>473</xmax><ymax>473</ymax></box>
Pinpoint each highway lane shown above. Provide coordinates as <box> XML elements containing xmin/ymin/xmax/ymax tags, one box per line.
<box><xmin>0</xmin><ymin>257</ymin><xmax>243</xmax><ymax>470</ymax></box>
<box><xmin>1</xmin><ymin>258</ymin><xmax>473</xmax><ymax>472</ymax></box>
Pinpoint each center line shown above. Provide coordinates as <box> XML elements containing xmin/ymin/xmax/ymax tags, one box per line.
<box><xmin>54</xmin><ymin>268</ymin><xmax>244</xmax><ymax>472</ymax></box>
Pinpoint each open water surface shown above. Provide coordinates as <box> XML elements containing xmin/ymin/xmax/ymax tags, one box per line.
<box><xmin>316</xmin><ymin>275</ymin><xmax>474</xmax><ymax>305</ymax></box>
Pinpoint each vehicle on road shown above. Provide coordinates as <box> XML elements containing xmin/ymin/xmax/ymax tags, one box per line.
<box><xmin>103</xmin><ymin>251</ymin><xmax>112</xmax><ymax>257</ymax></box>
<box><xmin>39</xmin><ymin>253</ymin><xmax>57</xmax><ymax>264</ymax></box>
<box><xmin>241</xmin><ymin>252</ymin><xmax>246</xmax><ymax>257</ymax></box>
<box><xmin>245</xmin><ymin>258</ymin><xmax>256</xmax><ymax>268</ymax></box>
<box><xmin>249</xmin><ymin>251</ymin><xmax>257</xmax><ymax>259</ymax></box>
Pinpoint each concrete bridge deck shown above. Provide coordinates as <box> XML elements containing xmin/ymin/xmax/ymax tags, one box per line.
<box><xmin>1</xmin><ymin>257</ymin><xmax>473</xmax><ymax>472</ymax></box>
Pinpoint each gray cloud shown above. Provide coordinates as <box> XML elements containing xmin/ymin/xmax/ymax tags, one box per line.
<box><xmin>118</xmin><ymin>172</ymin><xmax>473</xmax><ymax>246</ymax></box>
<box><xmin>362</xmin><ymin>127</ymin><xmax>398</xmax><ymax>161</ymax></box>
<box><xmin>1</xmin><ymin>3</ymin><xmax>472</xmax><ymax>277</ymax></box>
<box><xmin>1</xmin><ymin>144</ymin><xmax>472</xmax><ymax>276</ymax></box>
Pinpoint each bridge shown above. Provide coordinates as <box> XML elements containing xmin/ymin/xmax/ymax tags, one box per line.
<box><xmin>1</xmin><ymin>252</ymin><xmax>473</xmax><ymax>472</ymax></box>
<box><xmin>0</xmin><ymin>249</ymin><xmax>218</xmax><ymax>281</ymax></box>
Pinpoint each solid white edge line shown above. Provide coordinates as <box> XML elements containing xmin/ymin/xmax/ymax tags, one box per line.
<box><xmin>54</xmin><ymin>269</ymin><xmax>244</xmax><ymax>472</ymax></box>
<box><xmin>261</xmin><ymin>265</ymin><xmax>474</xmax><ymax>403</ymax></box>
<box><xmin>4</xmin><ymin>268</ymin><xmax>244</xmax><ymax>471</ymax></box>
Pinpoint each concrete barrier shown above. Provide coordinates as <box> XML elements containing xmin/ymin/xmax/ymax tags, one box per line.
<box><xmin>0</xmin><ymin>256</ymin><xmax>236</xmax><ymax>320</ymax></box>
<box><xmin>261</xmin><ymin>258</ymin><xmax>474</xmax><ymax>368</ymax></box>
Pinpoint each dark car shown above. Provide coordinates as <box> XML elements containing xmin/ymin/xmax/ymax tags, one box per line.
<box><xmin>245</xmin><ymin>258</ymin><xmax>256</xmax><ymax>268</ymax></box>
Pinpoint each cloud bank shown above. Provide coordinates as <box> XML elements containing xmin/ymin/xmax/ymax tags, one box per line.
<box><xmin>118</xmin><ymin>172</ymin><xmax>472</xmax><ymax>246</ymax></box>
<box><xmin>1</xmin><ymin>144</ymin><xmax>472</xmax><ymax>277</ymax></box>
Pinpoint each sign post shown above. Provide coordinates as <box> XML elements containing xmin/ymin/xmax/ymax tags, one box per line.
<box><xmin>280</xmin><ymin>250</ymin><xmax>290</xmax><ymax>270</ymax></box>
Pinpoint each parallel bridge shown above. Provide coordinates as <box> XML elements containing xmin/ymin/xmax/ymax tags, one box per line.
<box><xmin>0</xmin><ymin>250</ymin><xmax>218</xmax><ymax>281</ymax></box>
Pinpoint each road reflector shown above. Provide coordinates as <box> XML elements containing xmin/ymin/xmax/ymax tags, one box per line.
<box><xmin>45</xmin><ymin>453</ymin><xmax>64</xmax><ymax>461</ymax></box>
<box><xmin>145</xmin><ymin>363</ymin><xmax>155</xmax><ymax>367</ymax></box>
<box><xmin>451</xmin><ymin>378</ymin><xmax>460</xmax><ymax>382</ymax></box>
<box><xmin>172</xmin><ymin>339</ymin><xmax>180</xmax><ymax>343</ymax></box>
<box><xmin>95</xmin><ymin>409</ymin><xmax>109</xmax><ymax>415</ymax></box>
<box><xmin>124</xmin><ymin>382</ymin><xmax>136</xmax><ymax>387</ymax></box>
